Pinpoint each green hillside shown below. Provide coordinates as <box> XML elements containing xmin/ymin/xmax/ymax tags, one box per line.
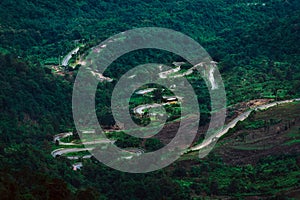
<box><xmin>1</xmin><ymin>0</ymin><xmax>299</xmax><ymax>102</ymax></box>
<box><xmin>0</xmin><ymin>0</ymin><xmax>299</xmax><ymax>199</ymax></box>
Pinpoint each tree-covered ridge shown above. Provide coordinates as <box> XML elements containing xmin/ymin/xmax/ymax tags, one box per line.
<box><xmin>0</xmin><ymin>54</ymin><xmax>73</xmax><ymax>143</ymax></box>
<box><xmin>1</xmin><ymin>0</ymin><xmax>299</xmax><ymax>104</ymax></box>
<box><xmin>0</xmin><ymin>57</ymin><xmax>298</xmax><ymax>198</ymax></box>
<box><xmin>0</xmin><ymin>0</ymin><xmax>299</xmax><ymax>62</ymax></box>
<box><xmin>0</xmin><ymin>0</ymin><xmax>299</xmax><ymax>199</ymax></box>
<box><xmin>0</xmin><ymin>56</ymin><xmax>190</xmax><ymax>199</ymax></box>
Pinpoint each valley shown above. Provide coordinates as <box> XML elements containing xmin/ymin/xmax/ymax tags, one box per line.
<box><xmin>0</xmin><ymin>0</ymin><xmax>299</xmax><ymax>199</ymax></box>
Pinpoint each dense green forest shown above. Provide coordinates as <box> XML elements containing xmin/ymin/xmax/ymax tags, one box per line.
<box><xmin>1</xmin><ymin>0</ymin><xmax>299</xmax><ymax>102</ymax></box>
<box><xmin>0</xmin><ymin>0</ymin><xmax>300</xmax><ymax>199</ymax></box>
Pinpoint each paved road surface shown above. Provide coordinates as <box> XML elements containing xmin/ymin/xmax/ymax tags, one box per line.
<box><xmin>189</xmin><ymin>99</ymin><xmax>299</xmax><ymax>152</ymax></box>
<box><xmin>51</xmin><ymin>99</ymin><xmax>299</xmax><ymax>159</ymax></box>
<box><xmin>51</xmin><ymin>147</ymin><xmax>94</xmax><ymax>157</ymax></box>
<box><xmin>62</xmin><ymin>47</ymin><xmax>80</xmax><ymax>66</ymax></box>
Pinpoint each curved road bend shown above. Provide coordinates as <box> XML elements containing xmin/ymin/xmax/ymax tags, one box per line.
<box><xmin>62</xmin><ymin>47</ymin><xmax>80</xmax><ymax>66</ymax></box>
<box><xmin>51</xmin><ymin>147</ymin><xmax>94</xmax><ymax>157</ymax></box>
<box><xmin>51</xmin><ymin>99</ymin><xmax>299</xmax><ymax>158</ymax></box>
<box><xmin>52</xmin><ymin>131</ymin><xmax>115</xmax><ymax>158</ymax></box>
<box><xmin>189</xmin><ymin>98</ymin><xmax>300</xmax><ymax>152</ymax></box>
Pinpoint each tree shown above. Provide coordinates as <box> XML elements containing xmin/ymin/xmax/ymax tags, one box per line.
<box><xmin>209</xmin><ymin>180</ymin><xmax>219</xmax><ymax>195</ymax></box>
<box><xmin>75</xmin><ymin>187</ymin><xmax>102</xmax><ymax>200</ymax></box>
<box><xmin>227</xmin><ymin>178</ymin><xmax>239</xmax><ymax>194</ymax></box>
<box><xmin>145</xmin><ymin>138</ymin><xmax>164</xmax><ymax>151</ymax></box>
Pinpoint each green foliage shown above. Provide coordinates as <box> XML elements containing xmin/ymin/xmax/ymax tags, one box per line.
<box><xmin>0</xmin><ymin>0</ymin><xmax>299</xmax><ymax>199</ymax></box>
<box><xmin>144</xmin><ymin>138</ymin><xmax>164</xmax><ymax>152</ymax></box>
<box><xmin>0</xmin><ymin>54</ymin><xmax>73</xmax><ymax>142</ymax></box>
<box><xmin>114</xmin><ymin>132</ymin><xmax>142</xmax><ymax>148</ymax></box>
<box><xmin>0</xmin><ymin>0</ymin><xmax>299</xmax><ymax>105</ymax></box>
<box><xmin>174</xmin><ymin>153</ymin><xmax>300</xmax><ymax>197</ymax></box>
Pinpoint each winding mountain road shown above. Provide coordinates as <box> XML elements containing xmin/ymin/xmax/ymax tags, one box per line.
<box><xmin>189</xmin><ymin>99</ymin><xmax>300</xmax><ymax>152</ymax></box>
<box><xmin>62</xmin><ymin>47</ymin><xmax>80</xmax><ymax>66</ymax></box>
<box><xmin>51</xmin><ymin>147</ymin><xmax>94</xmax><ymax>158</ymax></box>
<box><xmin>51</xmin><ymin>132</ymin><xmax>115</xmax><ymax>159</ymax></box>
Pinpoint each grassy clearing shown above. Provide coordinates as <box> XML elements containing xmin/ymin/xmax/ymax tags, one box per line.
<box><xmin>179</xmin><ymin>151</ymin><xmax>200</xmax><ymax>161</ymax></box>
<box><xmin>255</xmin><ymin>102</ymin><xmax>300</xmax><ymax>120</ymax></box>
<box><xmin>232</xmin><ymin>145</ymin><xmax>274</xmax><ymax>151</ymax></box>
<box><xmin>64</xmin><ymin>150</ymin><xmax>90</xmax><ymax>157</ymax></box>
<box><xmin>51</xmin><ymin>144</ymin><xmax>85</xmax><ymax>151</ymax></box>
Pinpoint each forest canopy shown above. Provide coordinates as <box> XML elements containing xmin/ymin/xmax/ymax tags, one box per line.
<box><xmin>0</xmin><ymin>0</ymin><xmax>299</xmax><ymax>199</ymax></box>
